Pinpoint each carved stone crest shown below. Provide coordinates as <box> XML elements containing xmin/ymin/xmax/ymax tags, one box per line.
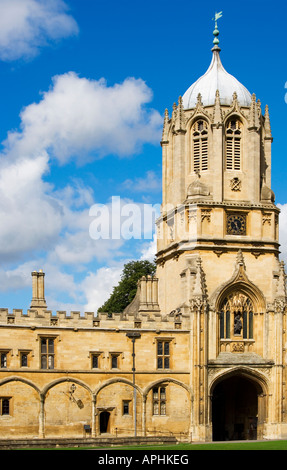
<box><xmin>232</xmin><ymin>342</ymin><xmax>244</xmax><ymax>353</ymax></box>
<box><xmin>230</xmin><ymin>177</ymin><xmax>241</xmax><ymax>192</ymax></box>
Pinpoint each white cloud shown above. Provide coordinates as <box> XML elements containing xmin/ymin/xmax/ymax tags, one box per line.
<box><xmin>0</xmin><ymin>72</ymin><xmax>161</xmax><ymax>264</ymax></box>
<box><xmin>52</xmin><ymin>229</ymin><xmax>124</xmax><ymax>267</ymax></box>
<box><xmin>140</xmin><ymin>234</ymin><xmax>157</xmax><ymax>262</ymax></box>
<box><xmin>0</xmin><ymin>154</ymin><xmax>63</xmax><ymax>261</ymax></box>
<box><xmin>4</xmin><ymin>73</ymin><xmax>162</xmax><ymax>165</ymax></box>
<box><xmin>81</xmin><ymin>266</ymin><xmax>124</xmax><ymax>313</ymax></box>
<box><xmin>53</xmin><ymin>179</ymin><xmax>94</xmax><ymax>210</ymax></box>
<box><xmin>0</xmin><ymin>260</ymin><xmax>35</xmax><ymax>292</ymax></box>
<box><xmin>122</xmin><ymin>170</ymin><xmax>162</xmax><ymax>193</ymax></box>
<box><xmin>0</xmin><ymin>70</ymin><xmax>161</xmax><ymax>314</ymax></box>
<box><xmin>89</xmin><ymin>196</ymin><xmax>160</xmax><ymax>243</ymax></box>
<box><xmin>81</xmin><ymin>235</ymin><xmax>158</xmax><ymax>314</ymax></box>
<box><xmin>0</xmin><ymin>2</ymin><xmax>162</xmax><ymax>312</ymax></box>
<box><xmin>0</xmin><ymin>0</ymin><xmax>78</xmax><ymax>61</ymax></box>
<box><xmin>0</xmin><ymin>253</ymin><xmax>125</xmax><ymax>313</ymax></box>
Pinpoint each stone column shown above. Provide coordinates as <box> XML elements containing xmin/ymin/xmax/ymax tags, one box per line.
<box><xmin>92</xmin><ymin>395</ymin><xmax>97</xmax><ymax>437</ymax></box>
<box><xmin>142</xmin><ymin>395</ymin><xmax>147</xmax><ymax>436</ymax></box>
<box><xmin>39</xmin><ymin>395</ymin><xmax>45</xmax><ymax>438</ymax></box>
<box><xmin>257</xmin><ymin>393</ymin><xmax>266</xmax><ymax>439</ymax></box>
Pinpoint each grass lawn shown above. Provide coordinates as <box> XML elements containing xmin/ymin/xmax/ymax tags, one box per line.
<box><xmin>14</xmin><ymin>439</ymin><xmax>287</xmax><ymax>450</ymax></box>
<box><xmin>113</xmin><ymin>440</ymin><xmax>287</xmax><ymax>450</ymax></box>
<box><xmin>52</xmin><ymin>440</ymin><xmax>287</xmax><ymax>450</ymax></box>
<box><xmin>99</xmin><ymin>440</ymin><xmax>286</xmax><ymax>451</ymax></box>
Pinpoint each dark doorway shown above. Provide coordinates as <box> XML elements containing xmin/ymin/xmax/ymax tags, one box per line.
<box><xmin>100</xmin><ymin>411</ymin><xmax>110</xmax><ymax>433</ymax></box>
<box><xmin>212</xmin><ymin>375</ymin><xmax>259</xmax><ymax>441</ymax></box>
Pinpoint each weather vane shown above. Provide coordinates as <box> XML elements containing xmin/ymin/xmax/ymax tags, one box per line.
<box><xmin>213</xmin><ymin>11</ymin><xmax>223</xmax><ymax>28</ymax></box>
<box><xmin>212</xmin><ymin>11</ymin><xmax>223</xmax><ymax>49</ymax></box>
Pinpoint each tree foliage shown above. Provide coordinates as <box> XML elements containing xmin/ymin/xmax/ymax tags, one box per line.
<box><xmin>98</xmin><ymin>260</ymin><xmax>156</xmax><ymax>313</ymax></box>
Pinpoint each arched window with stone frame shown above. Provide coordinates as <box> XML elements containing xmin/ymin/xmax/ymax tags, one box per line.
<box><xmin>192</xmin><ymin>119</ymin><xmax>209</xmax><ymax>173</ymax></box>
<box><xmin>220</xmin><ymin>292</ymin><xmax>253</xmax><ymax>340</ymax></box>
<box><xmin>225</xmin><ymin>118</ymin><xmax>242</xmax><ymax>171</ymax></box>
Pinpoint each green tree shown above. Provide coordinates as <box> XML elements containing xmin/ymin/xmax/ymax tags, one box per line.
<box><xmin>98</xmin><ymin>260</ymin><xmax>156</xmax><ymax>313</ymax></box>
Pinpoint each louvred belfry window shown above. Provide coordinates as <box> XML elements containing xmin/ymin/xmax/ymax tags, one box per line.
<box><xmin>192</xmin><ymin>120</ymin><xmax>208</xmax><ymax>172</ymax></box>
<box><xmin>226</xmin><ymin>119</ymin><xmax>242</xmax><ymax>170</ymax></box>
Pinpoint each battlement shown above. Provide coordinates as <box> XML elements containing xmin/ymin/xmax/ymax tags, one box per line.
<box><xmin>0</xmin><ymin>307</ymin><xmax>189</xmax><ymax>330</ymax></box>
<box><xmin>0</xmin><ymin>308</ymin><xmax>95</xmax><ymax>328</ymax></box>
<box><xmin>0</xmin><ymin>270</ymin><xmax>190</xmax><ymax>330</ymax></box>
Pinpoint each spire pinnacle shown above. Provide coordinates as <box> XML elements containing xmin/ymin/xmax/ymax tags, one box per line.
<box><xmin>212</xmin><ymin>11</ymin><xmax>222</xmax><ymax>52</ymax></box>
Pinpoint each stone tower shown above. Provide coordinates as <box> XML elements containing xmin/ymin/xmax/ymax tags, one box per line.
<box><xmin>155</xmin><ymin>19</ymin><xmax>287</xmax><ymax>440</ymax></box>
<box><xmin>0</xmin><ymin>18</ymin><xmax>287</xmax><ymax>445</ymax></box>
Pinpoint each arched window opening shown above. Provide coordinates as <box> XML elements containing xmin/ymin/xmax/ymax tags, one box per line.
<box><xmin>192</xmin><ymin>120</ymin><xmax>208</xmax><ymax>172</ymax></box>
<box><xmin>226</xmin><ymin>119</ymin><xmax>242</xmax><ymax>170</ymax></box>
<box><xmin>220</xmin><ymin>292</ymin><xmax>253</xmax><ymax>340</ymax></box>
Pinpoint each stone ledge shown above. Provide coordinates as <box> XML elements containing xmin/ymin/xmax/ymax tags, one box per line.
<box><xmin>209</xmin><ymin>352</ymin><xmax>274</xmax><ymax>365</ymax></box>
<box><xmin>0</xmin><ymin>436</ymin><xmax>178</xmax><ymax>450</ymax></box>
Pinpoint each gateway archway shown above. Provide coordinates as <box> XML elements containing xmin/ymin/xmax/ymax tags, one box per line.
<box><xmin>211</xmin><ymin>373</ymin><xmax>265</xmax><ymax>441</ymax></box>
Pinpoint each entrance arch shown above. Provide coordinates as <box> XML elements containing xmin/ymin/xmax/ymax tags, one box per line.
<box><xmin>211</xmin><ymin>372</ymin><xmax>266</xmax><ymax>441</ymax></box>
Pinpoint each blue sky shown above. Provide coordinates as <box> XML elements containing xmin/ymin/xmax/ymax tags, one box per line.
<box><xmin>0</xmin><ymin>0</ymin><xmax>286</xmax><ymax>313</ymax></box>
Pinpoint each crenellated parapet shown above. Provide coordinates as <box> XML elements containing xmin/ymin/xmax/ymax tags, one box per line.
<box><xmin>0</xmin><ymin>305</ymin><xmax>190</xmax><ymax>331</ymax></box>
<box><xmin>0</xmin><ymin>270</ymin><xmax>191</xmax><ymax>330</ymax></box>
<box><xmin>0</xmin><ymin>307</ymin><xmax>96</xmax><ymax>328</ymax></box>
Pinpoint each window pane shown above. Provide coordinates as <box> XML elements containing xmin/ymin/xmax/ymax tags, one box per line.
<box><xmin>157</xmin><ymin>357</ymin><xmax>163</xmax><ymax>369</ymax></box>
<box><xmin>48</xmin><ymin>355</ymin><xmax>54</xmax><ymax>369</ymax></box>
<box><xmin>41</xmin><ymin>355</ymin><xmax>47</xmax><ymax>369</ymax></box>
<box><xmin>21</xmin><ymin>354</ymin><xmax>28</xmax><ymax>367</ymax></box>
<box><xmin>220</xmin><ymin>311</ymin><xmax>224</xmax><ymax>339</ymax></box>
<box><xmin>153</xmin><ymin>402</ymin><xmax>159</xmax><ymax>415</ymax></box>
<box><xmin>160</xmin><ymin>402</ymin><xmax>166</xmax><ymax>415</ymax></box>
<box><xmin>0</xmin><ymin>354</ymin><xmax>7</xmax><ymax>368</ymax></box>
<box><xmin>92</xmin><ymin>355</ymin><xmax>98</xmax><ymax>368</ymax></box>
<box><xmin>164</xmin><ymin>357</ymin><xmax>169</xmax><ymax>369</ymax></box>
<box><xmin>2</xmin><ymin>399</ymin><xmax>9</xmax><ymax>415</ymax></box>
<box><xmin>164</xmin><ymin>342</ymin><xmax>169</xmax><ymax>355</ymax></box>
<box><xmin>41</xmin><ymin>339</ymin><xmax>47</xmax><ymax>353</ymax></box>
<box><xmin>153</xmin><ymin>388</ymin><xmax>158</xmax><ymax>398</ymax></box>
<box><xmin>249</xmin><ymin>312</ymin><xmax>253</xmax><ymax>339</ymax></box>
<box><xmin>226</xmin><ymin>310</ymin><xmax>230</xmax><ymax>339</ymax></box>
<box><xmin>243</xmin><ymin>310</ymin><xmax>248</xmax><ymax>339</ymax></box>
<box><xmin>111</xmin><ymin>356</ymin><xmax>118</xmax><ymax>368</ymax></box>
<box><xmin>123</xmin><ymin>401</ymin><xmax>129</xmax><ymax>415</ymax></box>
<box><xmin>48</xmin><ymin>339</ymin><xmax>54</xmax><ymax>353</ymax></box>
<box><xmin>157</xmin><ymin>342</ymin><xmax>163</xmax><ymax>355</ymax></box>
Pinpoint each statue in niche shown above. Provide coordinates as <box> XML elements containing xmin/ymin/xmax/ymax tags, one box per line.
<box><xmin>234</xmin><ymin>312</ymin><xmax>242</xmax><ymax>335</ymax></box>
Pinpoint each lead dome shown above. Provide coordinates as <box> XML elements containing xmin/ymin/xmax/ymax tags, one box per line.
<box><xmin>182</xmin><ymin>19</ymin><xmax>252</xmax><ymax>109</ymax></box>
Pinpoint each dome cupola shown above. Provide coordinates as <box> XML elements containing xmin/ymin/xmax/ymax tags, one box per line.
<box><xmin>182</xmin><ymin>13</ymin><xmax>252</xmax><ymax>109</ymax></box>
